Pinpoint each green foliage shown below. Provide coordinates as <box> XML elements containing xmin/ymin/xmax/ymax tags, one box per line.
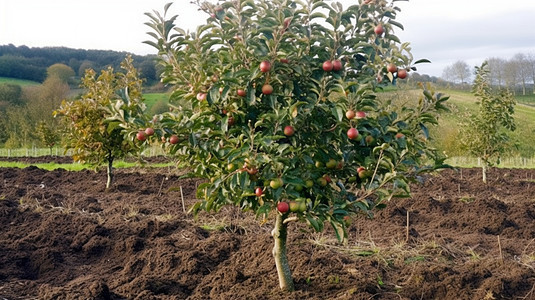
<box><xmin>460</xmin><ymin>62</ymin><xmax>516</xmax><ymax>172</ymax></box>
<box><xmin>54</xmin><ymin>55</ymin><xmax>148</xmax><ymax>188</ymax></box>
<box><xmin>144</xmin><ymin>0</ymin><xmax>447</xmax><ymax>232</ymax></box>
<box><xmin>0</xmin><ymin>83</ymin><xmax>23</xmax><ymax>109</ymax></box>
<box><xmin>46</xmin><ymin>63</ymin><xmax>76</xmax><ymax>84</ymax></box>
<box><xmin>36</xmin><ymin>121</ymin><xmax>59</xmax><ymax>152</ymax></box>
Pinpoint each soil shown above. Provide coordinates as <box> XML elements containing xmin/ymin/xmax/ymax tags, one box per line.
<box><xmin>1</xmin><ymin>158</ymin><xmax>535</xmax><ymax>299</ymax></box>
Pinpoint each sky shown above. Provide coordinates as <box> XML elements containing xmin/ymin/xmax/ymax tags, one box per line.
<box><xmin>1</xmin><ymin>0</ymin><xmax>534</xmax><ymax>77</ymax></box>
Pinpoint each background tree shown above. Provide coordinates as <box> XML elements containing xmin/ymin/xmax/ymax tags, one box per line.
<box><xmin>55</xmin><ymin>55</ymin><xmax>148</xmax><ymax>189</ymax></box>
<box><xmin>46</xmin><ymin>63</ymin><xmax>76</xmax><ymax>84</ymax></box>
<box><xmin>36</xmin><ymin>121</ymin><xmax>59</xmax><ymax>154</ymax></box>
<box><xmin>460</xmin><ymin>62</ymin><xmax>516</xmax><ymax>183</ymax></box>
<box><xmin>142</xmin><ymin>0</ymin><xmax>448</xmax><ymax>291</ymax></box>
<box><xmin>487</xmin><ymin>57</ymin><xmax>506</xmax><ymax>87</ymax></box>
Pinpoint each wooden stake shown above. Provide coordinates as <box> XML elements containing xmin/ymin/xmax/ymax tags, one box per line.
<box><xmin>180</xmin><ymin>185</ymin><xmax>186</xmax><ymax>213</ymax></box>
<box><xmin>498</xmin><ymin>235</ymin><xmax>504</xmax><ymax>265</ymax></box>
<box><xmin>405</xmin><ymin>210</ymin><xmax>410</xmax><ymax>242</ymax></box>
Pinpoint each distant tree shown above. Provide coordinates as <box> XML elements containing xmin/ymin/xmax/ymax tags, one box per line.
<box><xmin>460</xmin><ymin>62</ymin><xmax>516</xmax><ymax>183</ymax></box>
<box><xmin>0</xmin><ymin>83</ymin><xmax>23</xmax><ymax>109</ymax></box>
<box><xmin>487</xmin><ymin>57</ymin><xmax>506</xmax><ymax>87</ymax></box>
<box><xmin>78</xmin><ymin>60</ymin><xmax>95</xmax><ymax>77</ymax></box>
<box><xmin>503</xmin><ymin>60</ymin><xmax>520</xmax><ymax>95</ymax></box>
<box><xmin>36</xmin><ymin>121</ymin><xmax>59</xmax><ymax>154</ymax></box>
<box><xmin>54</xmin><ymin>56</ymin><xmax>148</xmax><ymax>189</ymax></box>
<box><xmin>138</xmin><ymin>59</ymin><xmax>157</xmax><ymax>82</ymax></box>
<box><xmin>451</xmin><ymin>60</ymin><xmax>472</xmax><ymax>85</ymax></box>
<box><xmin>512</xmin><ymin>53</ymin><xmax>531</xmax><ymax>96</ymax></box>
<box><xmin>527</xmin><ymin>53</ymin><xmax>535</xmax><ymax>94</ymax></box>
<box><xmin>47</xmin><ymin>63</ymin><xmax>76</xmax><ymax>84</ymax></box>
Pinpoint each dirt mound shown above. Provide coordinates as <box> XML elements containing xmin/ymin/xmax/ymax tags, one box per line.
<box><xmin>1</xmin><ymin>166</ymin><xmax>535</xmax><ymax>299</ymax></box>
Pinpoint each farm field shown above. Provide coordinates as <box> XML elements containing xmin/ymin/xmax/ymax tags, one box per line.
<box><xmin>1</xmin><ymin>157</ymin><xmax>535</xmax><ymax>299</ymax></box>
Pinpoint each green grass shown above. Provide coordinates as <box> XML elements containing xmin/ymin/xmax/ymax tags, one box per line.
<box><xmin>516</xmin><ymin>94</ymin><xmax>535</xmax><ymax>106</ymax></box>
<box><xmin>0</xmin><ymin>77</ymin><xmax>40</xmax><ymax>86</ymax></box>
<box><xmin>144</xmin><ymin>93</ymin><xmax>169</xmax><ymax>107</ymax></box>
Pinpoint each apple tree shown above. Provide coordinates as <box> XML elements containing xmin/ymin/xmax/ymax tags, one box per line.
<box><xmin>54</xmin><ymin>56</ymin><xmax>149</xmax><ymax>189</ymax></box>
<box><xmin>460</xmin><ymin>62</ymin><xmax>516</xmax><ymax>183</ymax></box>
<box><xmin>143</xmin><ymin>0</ymin><xmax>448</xmax><ymax>291</ymax></box>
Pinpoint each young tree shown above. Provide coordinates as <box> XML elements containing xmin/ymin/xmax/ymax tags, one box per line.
<box><xmin>460</xmin><ymin>62</ymin><xmax>516</xmax><ymax>183</ymax></box>
<box><xmin>36</xmin><ymin>121</ymin><xmax>59</xmax><ymax>155</ymax></box>
<box><xmin>54</xmin><ymin>56</ymin><xmax>148</xmax><ymax>189</ymax></box>
<box><xmin>142</xmin><ymin>0</ymin><xmax>448</xmax><ymax>291</ymax></box>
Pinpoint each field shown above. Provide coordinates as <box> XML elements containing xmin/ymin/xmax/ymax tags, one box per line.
<box><xmin>1</xmin><ymin>157</ymin><xmax>535</xmax><ymax>299</ymax></box>
<box><xmin>0</xmin><ymin>77</ymin><xmax>40</xmax><ymax>86</ymax></box>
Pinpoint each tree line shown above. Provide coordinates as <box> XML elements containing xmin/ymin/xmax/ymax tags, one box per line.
<box><xmin>0</xmin><ymin>44</ymin><xmax>159</xmax><ymax>83</ymax></box>
<box><xmin>441</xmin><ymin>52</ymin><xmax>535</xmax><ymax>95</ymax></box>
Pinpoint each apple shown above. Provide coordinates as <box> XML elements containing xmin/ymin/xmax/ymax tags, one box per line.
<box><xmin>336</xmin><ymin>161</ymin><xmax>344</xmax><ymax>170</ymax></box>
<box><xmin>260</xmin><ymin>60</ymin><xmax>271</xmax><ymax>73</ymax></box>
<box><xmin>237</xmin><ymin>89</ymin><xmax>246</xmax><ymax>97</ymax></box>
<box><xmin>317</xmin><ymin>177</ymin><xmax>328</xmax><ymax>186</ymax></box>
<box><xmin>347</xmin><ymin>127</ymin><xmax>359</xmax><ymax>140</ymax></box>
<box><xmin>289</xmin><ymin>201</ymin><xmax>300</xmax><ymax>213</ymax></box>
<box><xmin>255</xmin><ymin>187</ymin><xmax>263</xmax><ymax>197</ymax></box>
<box><xmin>196</xmin><ymin>92</ymin><xmax>207</xmax><ymax>101</ymax></box>
<box><xmin>169</xmin><ymin>135</ymin><xmax>179</xmax><ymax>144</ymax></box>
<box><xmin>374</xmin><ymin>24</ymin><xmax>385</xmax><ymax>36</ymax></box>
<box><xmin>332</xmin><ymin>60</ymin><xmax>343</xmax><ymax>71</ymax></box>
<box><xmin>323</xmin><ymin>175</ymin><xmax>332</xmax><ymax>183</ymax></box>
<box><xmin>277</xmin><ymin>202</ymin><xmax>289</xmax><ymax>213</ymax></box>
<box><xmin>294</xmin><ymin>184</ymin><xmax>303</xmax><ymax>192</ymax></box>
<box><xmin>284</xmin><ymin>125</ymin><xmax>295</xmax><ymax>137</ymax></box>
<box><xmin>280</xmin><ymin>58</ymin><xmax>289</xmax><ymax>64</ymax></box>
<box><xmin>397</xmin><ymin>69</ymin><xmax>408</xmax><ymax>79</ymax></box>
<box><xmin>357</xmin><ymin>166</ymin><xmax>366</xmax><ymax>173</ymax></box>
<box><xmin>326</xmin><ymin>159</ymin><xmax>337</xmax><ymax>169</ymax></box>
<box><xmin>305</xmin><ymin>179</ymin><xmax>314</xmax><ymax>188</ymax></box>
<box><xmin>270</xmin><ymin>178</ymin><xmax>283</xmax><ymax>189</ymax></box>
<box><xmin>262</xmin><ymin>84</ymin><xmax>273</xmax><ymax>95</ymax></box>
<box><xmin>322</xmin><ymin>60</ymin><xmax>334</xmax><ymax>72</ymax></box>
<box><xmin>355</xmin><ymin>111</ymin><xmax>366</xmax><ymax>119</ymax></box>
<box><xmin>315</xmin><ymin>161</ymin><xmax>323</xmax><ymax>168</ymax></box>
<box><xmin>228</xmin><ymin>116</ymin><xmax>236</xmax><ymax>126</ymax></box>
<box><xmin>136</xmin><ymin>131</ymin><xmax>146</xmax><ymax>141</ymax></box>
<box><xmin>343</xmin><ymin>215</ymin><xmax>352</xmax><ymax>226</ymax></box>
<box><xmin>144</xmin><ymin>127</ymin><xmax>155</xmax><ymax>136</ymax></box>
<box><xmin>387</xmin><ymin>63</ymin><xmax>398</xmax><ymax>73</ymax></box>
<box><xmin>365</xmin><ymin>135</ymin><xmax>375</xmax><ymax>145</ymax></box>
<box><xmin>227</xmin><ymin>163</ymin><xmax>236</xmax><ymax>172</ymax></box>
<box><xmin>395</xmin><ymin>132</ymin><xmax>405</xmax><ymax>139</ymax></box>
<box><xmin>298</xmin><ymin>201</ymin><xmax>307</xmax><ymax>212</ymax></box>
<box><xmin>346</xmin><ymin>110</ymin><xmax>356</xmax><ymax>120</ymax></box>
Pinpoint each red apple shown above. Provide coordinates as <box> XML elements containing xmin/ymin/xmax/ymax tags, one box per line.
<box><xmin>136</xmin><ymin>131</ymin><xmax>146</xmax><ymax>141</ymax></box>
<box><xmin>387</xmin><ymin>63</ymin><xmax>398</xmax><ymax>73</ymax></box>
<box><xmin>347</xmin><ymin>127</ymin><xmax>359</xmax><ymax>140</ymax></box>
<box><xmin>322</xmin><ymin>60</ymin><xmax>334</xmax><ymax>72</ymax></box>
<box><xmin>284</xmin><ymin>125</ymin><xmax>295</xmax><ymax>137</ymax></box>
<box><xmin>196</xmin><ymin>92</ymin><xmax>207</xmax><ymax>101</ymax></box>
<box><xmin>346</xmin><ymin>110</ymin><xmax>356</xmax><ymax>120</ymax></box>
<box><xmin>280</xmin><ymin>58</ymin><xmax>289</xmax><ymax>64</ymax></box>
<box><xmin>277</xmin><ymin>202</ymin><xmax>289</xmax><ymax>213</ymax></box>
<box><xmin>169</xmin><ymin>135</ymin><xmax>179</xmax><ymax>144</ymax></box>
<box><xmin>237</xmin><ymin>89</ymin><xmax>246</xmax><ymax>97</ymax></box>
<box><xmin>397</xmin><ymin>69</ymin><xmax>408</xmax><ymax>79</ymax></box>
<box><xmin>374</xmin><ymin>24</ymin><xmax>385</xmax><ymax>36</ymax></box>
<box><xmin>395</xmin><ymin>132</ymin><xmax>405</xmax><ymax>139</ymax></box>
<box><xmin>228</xmin><ymin>116</ymin><xmax>236</xmax><ymax>126</ymax></box>
<box><xmin>260</xmin><ymin>60</ymin><xmax>271</xmax><ymax>73</ymax></box>
<box><xmin>332</xmin><ymin>60</ymin><xmax>343</xmax><ymax>71</ymax></box>
<box><xmin>262</xmin><ymin>84</ymin><xmax>273</xmax><ymax>95</ymax></box>
<box><xmin>255</xmin><ymin>187</ymin><xmax>263</xmax><ymax>197</ymax></box>
<box><xmin>357</xmin><ymin>166</ymin><xmax>366</xmax><ymax>173</ymax></box>
<box><xmin>144</xmin><ymin>127</ymin><xmax>155</xmax><ymax>136</ymax></box>
<box><xmin>355</xmin><ymin>111</ymin><xmax>366</xmax><ymax>119</ymax></box>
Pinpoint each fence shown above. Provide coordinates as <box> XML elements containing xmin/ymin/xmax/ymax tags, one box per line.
<box><xmin>0</xmin><ymin>146</ymin><xmax>165</xmax><ymax>158</ymax></box>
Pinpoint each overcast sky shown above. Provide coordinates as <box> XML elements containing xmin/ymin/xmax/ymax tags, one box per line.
<box><xmin>1</xmin><ymin>0</ymin><xmax>534</xmax><ymax>77</ymax></box>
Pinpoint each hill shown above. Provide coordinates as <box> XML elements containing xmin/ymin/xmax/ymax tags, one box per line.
<box><xmin>0</xmin><ymin>44</ymin><xmax>158</xmax><ymax>83</ymax></box>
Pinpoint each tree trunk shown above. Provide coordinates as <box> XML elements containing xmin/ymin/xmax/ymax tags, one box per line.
<box><xmin>106</xmin><ymin>155</ymin><xmax>114</xmax><ymax>189</ymax></box>
<box><xmin>272</xmin><ymin>213</ymin><xmax>294</xmax><ymax>291</ymax></box>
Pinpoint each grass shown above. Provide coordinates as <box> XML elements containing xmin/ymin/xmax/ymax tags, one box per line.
<box><xmin>516</xmin><ymin>94</ymin><xmax>535</xmax><ymax>106</ymax></box>
<box><xmin>0</xmin><ymin>76</ymin><xmax>40</xmax><ymax>86</ymax></box>
<box><xmin>144</xmin><ymin>92</ymin><xmax>169</xmax><ymax>107</ymax></box>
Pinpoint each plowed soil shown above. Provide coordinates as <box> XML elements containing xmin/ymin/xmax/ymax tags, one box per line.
<box><xmin>1</xmin><ymin>158</ymin><xmax>535</xmax><ymax>299</ymax></box>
